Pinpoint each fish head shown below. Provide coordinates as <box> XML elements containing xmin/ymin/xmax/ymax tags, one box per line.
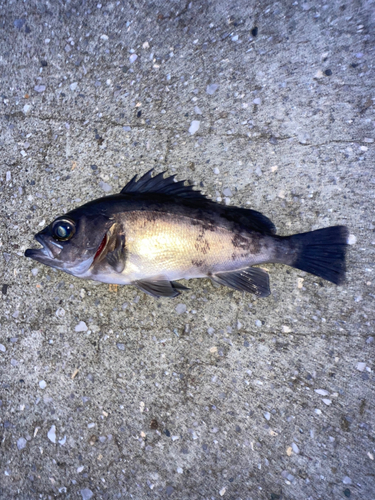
<box><xmin>25</xmin><ymin>210</ymin><xmax>113</xmax><ymax>276</ymax></box>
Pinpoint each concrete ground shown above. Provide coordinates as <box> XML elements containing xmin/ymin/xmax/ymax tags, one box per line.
<box><xmin>1</xmin><ymin>0</ymin><xmax>374</xmax><ymax>499</ymax></box>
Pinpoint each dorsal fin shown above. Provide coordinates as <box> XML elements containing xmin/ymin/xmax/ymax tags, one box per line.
<box><xmin>219</xmin><ymin>206</ymin><xmax>276</xmax><ymax>235</ymax></box>
<box><xmin>120</xmin><ymin>169</ymin><xmax>276</xmax><ymax>235</ymax></box>
<box><xmin>120</xmin><ymin>169</ymin><xmax>208</xmax><ymax>200</ymax></box>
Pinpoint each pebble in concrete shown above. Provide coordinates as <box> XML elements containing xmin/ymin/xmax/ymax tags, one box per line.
<box><xmin>189</xmin><ymin>121</ymin><xmax>200</xmax><ymax>135</ymax></box>
<box><xmin>81</xmin><ymin>489</ymin><xmax>93</xmax><ymax>500</ymax></box>
<box><xmin>47</xmin><ymin>425</ymin><xmax>56</xmax><ymax>443</ymax></box>
<box><xmin>17</xmin><ymin>437</ymin><xmax>27</xmax><ymax>450</ymax></box>
<box><xmin>75</xmin><ymin>321</ymin><xmax>88</xmax><ymax>332</ymax></box>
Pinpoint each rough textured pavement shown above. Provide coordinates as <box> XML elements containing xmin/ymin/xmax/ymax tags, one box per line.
<box><xmin>1</xmin><ymin>1</ymin><xmax>374</xmax><ymax>499</ymax></box>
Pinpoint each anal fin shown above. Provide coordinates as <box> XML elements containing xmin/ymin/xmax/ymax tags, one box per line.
<box><xmin>106</xmin><ymin>234</ymin><xmax>127</xmax><ymax>273</ymax></box>
<box><xmin>134</xmin><ymin>279</ymin><xmax>188</xmax><ymax>298</ymax></box>
<box><xmin>171</xmin><ymin>281</ymin><xmax>190</xmax><ymax>292</ymax></box>
<box><xmin>212</xmin><ymin>267</ymin><xmax>270</xmax><ymax>297</ymax></box>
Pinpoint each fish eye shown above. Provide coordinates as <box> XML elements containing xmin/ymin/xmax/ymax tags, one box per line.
<box><xmin>52</xmin><ymin>219</ymin><xmax>76</xmax><ymax>241</ymax></box>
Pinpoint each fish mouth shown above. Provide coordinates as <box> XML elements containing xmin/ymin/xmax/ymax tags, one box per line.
<box><xmin>25</xmin><ymin>234</ymin><xmax>61</xmax><ymax>261</ymax></box>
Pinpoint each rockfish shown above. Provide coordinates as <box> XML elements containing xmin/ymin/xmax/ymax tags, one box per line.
<box><xmin>25</xmin><ymin>170</ymin><xmax>348</xmax><ymax>298</ymax></box>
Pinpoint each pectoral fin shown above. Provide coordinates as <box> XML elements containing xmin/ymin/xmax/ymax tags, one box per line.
<box><xmin>106</xmin><ymin>234</ymin><xmax>127</xmax><ymax>273</ymax></box>
<box><xmin>212</xmin><ymin>267</ymin><xmax>270</xmax><ymax>297</ymax></box>
<box><xmin>134</xmin><ymin>279</ymin><xmax>189</xmax><ymax>298</ymax></box>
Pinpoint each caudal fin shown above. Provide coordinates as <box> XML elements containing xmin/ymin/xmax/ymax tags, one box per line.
<box><xmin>288</xmin><ymin>226</ymin><xmax>349</xmax><ymax>285</ymax></box>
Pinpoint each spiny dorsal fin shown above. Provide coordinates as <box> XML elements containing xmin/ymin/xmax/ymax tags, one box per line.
<box><xmin>120</xmin><ymin>169</ymin><xmax>208</xmax><ymax>200</ymax></box>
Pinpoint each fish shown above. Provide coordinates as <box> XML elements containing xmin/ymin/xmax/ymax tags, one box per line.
<box><xmin>25</xmin><ymin>169</ymin><xmax>349</xmax><ymax>298</ymax></box>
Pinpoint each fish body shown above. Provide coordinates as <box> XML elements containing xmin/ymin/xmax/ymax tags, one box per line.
<box><xmin>79</xmin><ymin>202</ymin><xmax>282</xmax><ymax>283</ymax></box>
<box><xmin>25</xmin><ymin>170</ymin><xmax>348</xmax><ymax>297</ymax></box>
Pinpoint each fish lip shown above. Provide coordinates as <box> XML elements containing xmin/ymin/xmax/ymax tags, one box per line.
<box><xmin>25</xmin><ymin>234</ymin><xmax>54</xmax><ymax>260</ymax></box>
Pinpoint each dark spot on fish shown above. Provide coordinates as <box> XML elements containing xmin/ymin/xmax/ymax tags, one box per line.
<box><xmin>2</xmin><ymin>284</ymin><xmax>9</xmax><ymax>295</ymax></box>
<box><xmin>194</xmin><ymin>237</ymin><xmax>210</xmax><ymax>255</ymax></box>
<box><xmin>231</xmin><ymin>233</ymin><xmax>249</xmax><ymax>249</ymax></box>
<box><xmin>145</xmin><ymin>212</ymin><xmax>157</xmax><ymax>223</ymax></box>
<box><xmin>140</xmin><ymin>212</ymin><xmax>158</xmax><ymax>227</ymax></box>
<box><xmin>190</xmin><ymin>217</ymin><xmax>216</xmax><ymax>231</ymax></box>
<box><xmin>232</xmin><ymin>233</ymin><xmax>263</xmax><ymax>254</ymax></box>
<box><xmin>192</xmin><ymin>259</ymin><xmax>204</xmax><ymax>267</ymax></box>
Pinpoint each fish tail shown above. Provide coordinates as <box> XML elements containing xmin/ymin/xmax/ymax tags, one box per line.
<box><xmin>286</xmin><ymin>226</ymin><xmax>349</xmax><ymax>285</ymax></box>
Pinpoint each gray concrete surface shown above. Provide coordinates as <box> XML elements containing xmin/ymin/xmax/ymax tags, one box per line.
<box><xmin>1</xmin><ymin>0</ymin><xmax>374</xmax><ymax>499</ymax></box>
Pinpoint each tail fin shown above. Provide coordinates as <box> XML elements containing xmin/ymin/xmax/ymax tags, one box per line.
<box><xmin>288</xmin><ymin>226</ymin><xmax>349</xmax><ymax>285</ymax></box>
